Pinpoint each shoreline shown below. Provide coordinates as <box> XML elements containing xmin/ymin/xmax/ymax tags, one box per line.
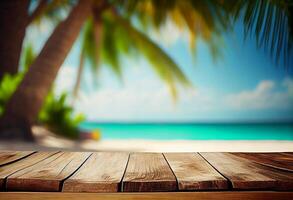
<box><xmin>80</xmin><ymin>139</ymin><xmax>293</xmax><ymax>152</ymax></box>
<box><xmin>0</xmin><ymin>127</ymin><xmax>291</xmax><ymax>152</ymax></box>
<box><xmin>1</xmin><ymin>139</ymin><xmax>292</xmax><ymax>152</ymax></box>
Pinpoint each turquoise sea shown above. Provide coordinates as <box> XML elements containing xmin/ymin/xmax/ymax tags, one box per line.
<box><xmin>79</xmin><ymin>122</ymin><xmax>293</xmax><ymax>140</ymax></box>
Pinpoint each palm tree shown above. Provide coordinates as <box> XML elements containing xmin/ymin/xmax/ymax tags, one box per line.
<box><xmin>0</xmin><ymin>0</ymin><xmax>292</xmax><ymax>141</ymax></box>
<box><xmin>72</xmin><ymin>0</ymin><xmax>230</xmax><ymax>99</ymax></box>
<box><xmin>0</xmin><ymin>0</ymin><xmax>92</xmax><ymax>140</ymax></box>
<box><xmin>73</xmin><ymin>0</ymin><xmax>293</xmax><ymax>99</ymax></box>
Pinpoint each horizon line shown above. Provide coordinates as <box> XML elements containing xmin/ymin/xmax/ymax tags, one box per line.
<box><xmin>81</xmin><ymin>120</ymin><xmax>293</xmax><ymax>125</ymax></box>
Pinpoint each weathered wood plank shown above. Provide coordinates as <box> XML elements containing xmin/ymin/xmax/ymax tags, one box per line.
<box><xmin>283</xmin><ymin>152</ymin><xmax>293</xmax><ymax>155</ymax></box>
<box><xmin>63</xmin><ymin>152</ymin><xmax>129</xmax><ymax>192</ymax></box>
<box><xmin>6</xmin><ymin>152</ymin><xmax>91</xmax><ymax>192</ymax></box>
<box><xmin>230</xmin><ymin>153</ymin><xmax>293</xmax><ymax>190</ymax></box>
<box><xmin>200</xmin><ymin>152</ymin><xmax>276</xmax><ymax>190</ymax></box>
<box><xmin>0</xmin><ymin>192</ymin><xmax>293</xmax><ymax>200</ymax></box>
<box><xmin>0</xmin><ymin>152</ymin><xmax>57</xmax><ymax>190</ymax></box>
<box><xmin>164</xmin><ymin>153</ymin><xmax>228</xmax><ymax>190</ymax></box>
<box><xmin>232</xmin><ymin>153</ymin><xmax>293</xmax><ymax>172</ymax></box>
<box><xmin>200</xmin><ymin>153</ymin><xmax>293</xmax><ymax>190</ymax></box>
<box><xmin>122</xmin><ymin>153</ymin><xmax>177</xmax><ymax>192</ymax></box>
<box><xmin>0</xmin><ymin>151</ymin><xmax>35</xmax><ymax>166</ymax></box>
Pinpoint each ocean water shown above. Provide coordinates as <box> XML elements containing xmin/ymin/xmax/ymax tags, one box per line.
<box><xmin>79</xmin><ymin>122</ymin><xmax>293</xmax><ymax>140</ymax></box>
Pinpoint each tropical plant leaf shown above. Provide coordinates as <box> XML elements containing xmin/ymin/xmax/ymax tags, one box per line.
<box><xmin>229</xmin><ymin>0</ymin><xmax>292</xmax><ymax>66</ymax></box>
<box><xmin>112</xmin><ymin>12</ymin><xmax>191</xmax><ymax>99</ymax></box>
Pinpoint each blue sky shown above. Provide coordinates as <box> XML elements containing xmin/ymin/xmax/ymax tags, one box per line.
<box><xmin>27</xmin><ymin>17</ymin><xmax>293</xmax><ymax>122</ymax></box>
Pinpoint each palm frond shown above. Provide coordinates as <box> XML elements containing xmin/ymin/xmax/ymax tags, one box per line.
<box><xmin>73</xmin><ymin>17</ymin><xmax>103</xmax><ymax>99</ymax></box>
<box><xmin>81</xmin><ymin>18</ymin><xmax>99</xmax><ymax>72</ymax></box>
<box><xmin>72</xmin><ymin>50</ymin><xmax>84</xmax><ymax>99</ymax></box>
<box><xmin>112</xmin><ymin>12</ymin><xmax>191</xmax><ymax>99</ymax></box>
<box><xmin>101</xmin><ymin>15</ymin><xmax>123</xmax><ymax>78</ymax></box>
<box><xmin>117</xmin><ymin>0</ymin><xmax>230</xmax><ymax>62</ymax></box>
<box><xmin>21</xmin><ymin>43</ymin><xmax>36</xmax><ymax>72</ymax></box>
<box><xmin>229</xmin><ymin>0</ymin><xmax>292</xmax><ymax>67</ymax></box>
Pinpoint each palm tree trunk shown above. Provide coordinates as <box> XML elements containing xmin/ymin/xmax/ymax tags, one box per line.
<box><xmin>72</xmin><ymin>11</ymin><xmax>102</xmax><ymax>102</ymax></box>
<box><xmin>0</xmin><ymin>0</ymin><xmax>30</xmax><ymax>80</ymax></box>
<box><xmin>0</xmin><ymin>0</ymin><xmax>92</xmax><ymax>141</ymax></box>
<box><xmin>72</xmin><ymin>50</ymin><xmax>85</xmax><ymax>100</ymax></box>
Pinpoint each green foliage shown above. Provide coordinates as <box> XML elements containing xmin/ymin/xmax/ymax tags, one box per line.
<box><xmin>227</xmin><ymin>0</ymin><xmax>293</xmax><ymax>66</ymax></box>
<box><xmin>116</xmin><ymin>0</ymin><xmax>228</xmax><ymax>57</ymax></box>
<box><xmin>73</xmin><ymin>0</ymin><xmax>245</xmax><ymax>99</ymax></box>
<box><xmin>0</xmin><ymin>74</ymin><xmax>23</xmax><ymax>115</ymax></box>
<box><xmin>112</xmin><ymin>13</ymin><xmax>191</xmax><ymax>98</ymax></box>
<box><xmin>21</xmin><ymin>43</ymin><xmax>85</xmax><ymax>138</ymax></box>
<box><xmin>101</xmin><ymin>15</ymin><xmax>124</xmax><ymax>78</ymax></box>
<box><xmin>0</xmin><ymin>72</ymin><xmax>84</xmax><ymax>139</ymax></box>
<box><xmin>0</xmin><ymin>43</ymin><xmax>35</xmax><ymax>114</ymax></box>
<box><xmin>76</xmin><ymin>11</ymin><xmax>192</xmax><ymax>99</ymax></box>
<box><xmin>34</xmin><ymin>0</ymin><xmax>292</xmax><ymax>100</ymax></box>
<box><xmin>39</xmin><ymin>91</ymin><xmax>85</xmax><ymax>139</ymax></box>
<box><xmin>21</xmin><ymin>43</ymin><xmax>36</xmax><ymax>72</ymax></box>
<box><xmin>81</xmin><ymin>18</ymin><xmax>100</xmax><ymax>73</ymax></box>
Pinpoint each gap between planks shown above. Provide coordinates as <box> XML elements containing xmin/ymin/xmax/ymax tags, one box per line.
<box><xmin>2</xmin><ymin>151</ymin><xmax>229</xmax><ymax>192</ymax></box>
<box><xmin>1</xmin><ymin>151</ymin><xmax>293</xmax><ymax>192</ymax></box>
<box><xmin>164</xmin><ymin>153</ymin><xmax>228</xmax><ymax>191</ymax></box>
<box><xmin>0</xmin><ymin>151</ymin><xmax>36</xmax><ymax>166</ymax></box>
<box><xmin>63</xmin><ymin>152</ymin><xmax>129</xmax><ymax>193</ymax></box>
<box><xmin>200</xmin><ymin>152</ymin><xmax>293</xmax><ymax>190</ymax></box>
<box><xmin>121</xmin><ymin>153</ymin><xmax>178</xmax><ymax>192</ymax></box>
<box><xmin>0</xmin><ymin>151</ymin><xmax>60</xmax><ymax>191</ymax></box>
<box><xmin>6</xmin><ymin>152</ymin><xmax>92</xmax><ymax>192</ymax></box>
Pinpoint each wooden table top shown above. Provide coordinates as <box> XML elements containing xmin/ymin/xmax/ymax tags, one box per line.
<box><xmin>0</xmin><ymin>151</ymin><xmax>292</xmax><ymax>193</ymax></box>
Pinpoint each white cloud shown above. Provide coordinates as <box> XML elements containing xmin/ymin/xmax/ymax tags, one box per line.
<box><xmin>225</xmin><ymin>79</ymin><xmax>293</xmax><ymax>110</ymax></box>
<box><xmin>75</xmin><ymin>78</ymin><xmax>293</xmax><ymax>121</ymax></box>
<box><xmin>54</xmin><ymin>63</ymin><xmax>293</xmax><ymax>120</ymax></box>
<box><xmin>74</xmin><ymin>76</ymin><xmax>225</xmax><ymax>121</ymax></box>
<box><xmin>75</xmin><ymin>79</ymin><xmax>175</xmax><ymax>120</ymax></box>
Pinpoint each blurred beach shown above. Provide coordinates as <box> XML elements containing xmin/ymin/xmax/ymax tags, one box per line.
<box><xmin>0</xmin><ymin>126</ymin><xmax>292</xmax><ymax>152</ymax></box>
<box><xmin>80</xmin><ymin>122</ymin><xmax>293</xmax><ymax>140</ymax></box>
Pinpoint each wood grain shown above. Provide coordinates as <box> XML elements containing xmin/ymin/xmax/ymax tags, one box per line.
<box><xmin>200</xmin><ymin>152</ymin><xmax>276</xmax><ymax>190</ymax></box>
<box><xmin>0</xmin><ymin>152</ymin><xmax>57</xmax><ymax>190</ymax></box>
<box><xmin>122</xmin><ymin>153</ymin><xmax>177</xmax><ymax>192</ymax></box>
<box><xmin>201</xmin><ymin>153</ymin><xmax>293</xmax><ymax>190</ymax></box>
<box><xmin>164</xmin><ymin>153</ymin><xmax>228</xmax><ymax>190</ymax></box>
<box><xmin>230</xmin><ymin>153</ymin><xmax>293</xmax><ymax>190</ymax></box>
<box><xmin>232</xmin><ymin>153</ymin><xmax>293</xmax><ymax>172</ymax></box>
<box><xmin>0</xmin><ymin>192</ymin><xmax>293</xmax><ymax>200</ymax></box>
<box><xmin>63</xmin><ymin>152</ymin><xmax>129</xmax><ymax>192</ymax></box>
<box><xmin>0</xmin><ymin>151</ymin><xmax>35</xmax><ymax>166</ymax></box>
<box><xmin>1</xmin><ymin>151</ymin><xmax>292</xmax><ymax>193</ymax></box>
<box><xmin>6</xmin><ymin>152</ymin><xmax>91</xmax><ymax>192</ymax></box>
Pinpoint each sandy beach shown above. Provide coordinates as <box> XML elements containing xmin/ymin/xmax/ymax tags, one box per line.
<box><xmin>0</xmin><ymin>126</ymin><xmax>292</xmax><ymax>152</ymax></box>
<box><xmin>81</xmin><ymin>139</ymin><xmax>293</xmax><ymax>152</ymax></box>
<box><xmin>1</xmin><ymin>139</ymin><xmax>293</xmax><ymax>152</ymax></box>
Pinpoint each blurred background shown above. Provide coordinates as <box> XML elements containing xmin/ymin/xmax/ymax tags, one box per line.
<box><xmin>0</xmin><ymin>0</ymin><xmax>292</xmax><ymax>151</ymax></box>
